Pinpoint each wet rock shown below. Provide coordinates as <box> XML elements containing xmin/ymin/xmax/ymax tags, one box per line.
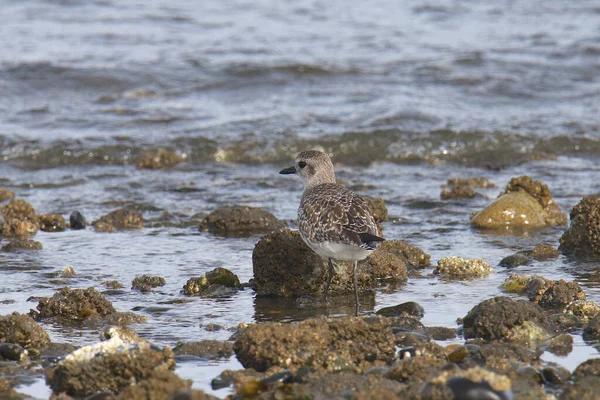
<box><xmin>499</xmin><ymin>253</ymin><xmax>530</xmax><ymax>268</ymax></box>
<box><xmin>1</xmin><ymin>239</ymin><xmax>43</xmax><ymax>251</ymax></box>
<box><xmin>136</xmin><ymin>148</ymin><xmax>185</xmax><ymax>170</ymax></box>
<box><xmin>424</xmin><ymin>326</ymin><xmax>457</xmax><ymax>340</ymax></box>
<box><xmin>0</xmin><ymin>199</ymin><xmax>39</xmax><ymax>239</ymax></box>
<box><xmin>386</xmin><ymin>354</ymin><xmax>447</xmax><ymax>384</ymax></box>
<box><xmin>441</xmin><ymin>177</ymin><xmax>495</xmax><ymax>200</ymax></box>
<box><xmin>102</xmin><ymin>312</ymin><xmax>147</xmax><ymax>326</ymax></box>
<box><xmin>462</xmin><ymin>296</ymin><xmax>547</xmax><ymax>343</ymax></box>
<box><xmin>131</xmin><ymin>275</ymin><xmax>166</xmax><ymax>292</ymax></box>
<box><xmin>31</xmin><ymin>287</ymin><xmax>116</xmax><ymax>321</ymax></box>
<box><xmin>93</xmin><ymin>208</ymin><xmax>143</xmax><ymax>230</ymax></box>
<box><xmin>38</xmin><ymin>213</ymin><xmax>66</xmax><ymax>232</ymax></box>
<box><xmin>434</xmin><ymin>256</ymin><xmax>493</xmax><ymax>280</ymax></box>
<box><xmin>59</xmin><ymin>267</ymin><xmax>76</xmax><ymax>278</ymax></box>
<box><xmin>583</xmin><ymin>314</ymin><xmax>600</xmax><ymax>342</ymax></box>
<box><xmin>376</xmin><ymin>240</ymin><xmax>431</xmax><ymax>269</ymax></box>
<box><xmin>376</xmin><ymin>302</ymin><xmax>425</xmax><ymax>318</ymax></box>
<box><xmin>470</xmin><ymin>176</ymin><xmax>566</xmax><ymax>232</ymax></box>
<box><xmin>199</xmin><ymin>206</ymin><xmax>283</xmax><ymax>236</ymax></box>
<box><xmin>0</xmin><ymin>187</ymin><xmax>15</xmax><ymax>203</ymax></box>
<box><xmin>559</xmin><ymin>195</ymin><xmax>600</xmax><ymax>260</ymax></box>
<box><xmin>102</xmin><ymin>280</ymin><xmax>124</xmax><ymax>289</ymax></box>
<box><xmin>47</xmin><ymin>335</ymin><xmax>175</xmax><ymax>397</ymax></box>
<box><xmin>573</xmin><ymin>358</ymin><xmax>600</xmax><ymax>379</ymax></box>
<box><xmin>543</xmin><ymin>334</ymin><xmax>573</xmax><ymax>356</ymax></box>
<box><xmin>364</xmin><ymin>250</ymin><xmax>408</xmax><ymax>283</ymax></box>
<box><xmin>542</xmin><ymin>365</ymin><xmax>571</xmax><ymax>385</ymax></box>
<box><xmin>92</xmin><ymin>221</ymin><xmax>117</xmax><ymax>232</ymax></box>
<box><xmin>174</xmin><ymin>340</ymin><xmax>233</xmax><ymax>360</ymax></box>
<box><xmin>390</xmin><ymin>314</ymin><xmax>426</xmax><ymax>333</ymax></box>
<box><xmin>363</xmin><ymin>196</ymin><xmax>388</xmax><ymax>223</ymax></box>
<box><xmin>233</xmin><ymin>316</ymin><xmax>395</xmax><ymax>372</ymax></box>
<box><xmin>421</xmin><ymin>367</ymin><xmax>513</xmax><ymax>400</ymax></box>
<box><xmin>183</xmin><ymin>267</ymin><xmax>241</xmax><ymax>297</ymax></box>
<box><xmin>560</xmin><ymin>376</ymin><xmax>600</xmax><ymax>400</ymax></box>
<box><xmin>531</xmin><ymin>244</ymin><xmax>560</xmax><ymax>261</ymax></box>
<box><xmin>528</xmin><ymin>278</ymin><xmax>586</xmax><ymax>309</ymax></box>
<box><xmin>0</xmin><ymin>343</ymin><xmax>28</xmax><ymax>361</ymax></box>
<box><xmin>0</xmin><ymin>312</ymin><xmax>50</xmax><ymax>349</ymax></box>
<box><xmin>69</xmin><ymin>211</ymin><xmax>87</xmax><ymax>230</ymax></box>
<box><xmin>564</xmin><ymin>300</ymin><xmax>600</xmax><ymax>324</ymax></box>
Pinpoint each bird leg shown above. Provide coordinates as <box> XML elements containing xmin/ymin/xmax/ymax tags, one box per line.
<box><xmin>323</xmin><ymin>258</ymin><xmax>335</xmax><ymax>301</ymax></box>
<box><xmin>353</xmin><ymin>260</ymin><xmax>360</xmax><ymax>312</ymax></box>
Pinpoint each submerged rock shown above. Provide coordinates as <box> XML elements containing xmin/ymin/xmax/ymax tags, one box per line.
<box><xmin>470</xmin><ymin>176</ymin><xmax>566</xmax><ymax>233</ymax></box>
<box><xmin>1</xmin><ymin>239</ymin><xmax>43</xmax><ymax>251</ymax></box>
<box><xmin>137</xmin><ymin>148</ymin><xmax>185</xmax><ymax>170</ymax></box>
<box><xmin>174</xmin><ymin>340</ymin><xmax>233</xmax><ymax>360</ymax></box>
<box><xmin>183</xmin><ymin>267</ymin><xmax>241</xmax><ymax>297</ymax></box>
<box><xmin>559</xmin><ymin>195</ymin><xmax>600</xmax><ymax>260</ymax></box>
<box><xmin>462</xmin><ymin>296</ymin><xmax>548</xmax><ymax>343</ymax></box>
<box><xmin>233</xmin><ymin>316</ymin><xmax>395</xmax><ymax>372</ymax></box>
<box><xmin>93</xmin><ymin>208</ymin><xmax>143</xmax><ymax>230</ymax></box>
<box><xmin>441</xmin><ymin>177</ymin><xmax>496</xmax><ymax>200</ymax></box>
<box><xmin>199</xmin><ymin>206</ymin><xmax>283</xmax><ymax>236</ymax></box>
<box><xmin>131</xmin><ymin>275</ymin><xmax>166</xmax><ymax>292</ymax></box>
<box><xmin>0</xmin><ymin>312</ymin><xmax>50</xmax><ymax>349</ymax></box>
<box><xmin>434</xmin><ymin>256</ymin><xmax>493</xmax><ymax>280</ymax></box>
<box><xmin>69</xmin><ymin>211</ymin><xmax>87</xmax><ymax>230</ymax></box>
<box><xmin>31</xmin><ymin>287</ymin><xmax>116</xmax><ymax>321</ymax></box>
<box><xmin>47</xmin><ymin>335</ymin><xmax>175</xmax><ymax>397</ymax></box>
<box><xmin>38</xmin><ymin>213</ymin><xmax>66</xmax><ymax>232</ymax></box>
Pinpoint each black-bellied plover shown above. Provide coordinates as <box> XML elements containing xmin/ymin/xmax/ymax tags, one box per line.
<box><xmin>280</xmin><ymin>150</ymin><xmax>384</xmax><ymax>306</ymax></box>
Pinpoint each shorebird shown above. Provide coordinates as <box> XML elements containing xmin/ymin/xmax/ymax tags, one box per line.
<box><xmin>279</xmin><ymin>150</ymin><xmax>384</xmax><ymax>306</ymax></box>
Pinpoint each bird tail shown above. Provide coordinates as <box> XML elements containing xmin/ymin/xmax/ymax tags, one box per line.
<box><xmin>358</xmin><ymin>232</ymin><xmax>385</xmax><ymax>250</ymax></box>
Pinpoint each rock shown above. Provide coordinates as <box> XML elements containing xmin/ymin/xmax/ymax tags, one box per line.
<box><xmin>0</xmin><ymin>199</ymin><xmax>39</xmax><ymax>238</ymax></box>
<box><xmin>470</xmin><ymin>176</ymin><xmax>566</xmax><ymax>232</ymax></box>
<box><xmin>59</xmin><ymin>267</ymin><xmax>76</xmax><ymax>278</ymax></box>
<box><xmin>183</xmin><ymin>267</ymin><xmax>241</xmax><ymax>297</ymax></box>
<box><xmin>560</xmin><ymin>376</ymin><xmax>600</xmax><ymax>400</ymax></box>
<box><xmin>137</xmin><ymin>148</ymin><xmax>185</xmax><ymax>170</ymax></box>
<box><xmin>199</xmin><ymin>206</ymin><xmax>283</xmax><ymax>236</ymax></box>
<box><xmin>174</xmin><ymin>340</ymin><xmax>233</xmax><ymax>360</ymax></box>
<box><xmin>563</xmin><ymin>300</ymin><xmax>600</xmax><ymax>324</ymax></box>
<box><xmin>424</xmin><ymin>327</ymin><xmax>457</xmax><ymax>340</ymax></box>
<box><xmin>101</xmin><ymin>326</ymin><xmax>145</xmax><ymax>343</ymax></box>
<box><xmin>93</xmin><ymin>208</ymin><xmax>143</xmax><ymax>230</ymax></box>
<box><xmin>0</xmin><ymin>312</ymin><xmax>50</xmax><ymax>349</ymax></box>
<box><xmin>441</xmin><ymin>177</ymin><xmax>495</xmax><ymax>200</ymax></box>
<box><xmin>69</xmin><ymin>211</ymin><xmax>87</xmax><ymax>230</ymax></box>
<box><xmin>531</xmin><ymin>244</ymin><xmax>560</xmax><ymax>261</ymax></box>
<box><xmin>38</xmin><ymin>213</ymin><xmax>66</xmax><ymax>232</ymax></box>
<box><xmin>93</xmin><ymin>221</ymin><xmax>117</xmax><ymax>232</ymax></box>
<box><xmin>376</xmin><ymin>240</ymin><xmax>431</xmax><ymax>269</ymax></box>
<box><xmin>0</xmin><ymin>343</ymin><xmax>28</xmax><ymax>361</ymax></box>
<box><xmin>233</xmin><ymin>316</ymin><xmax>395</xmax><ymax>372</ymax></box>
<box><xmin>47</xmin><ymin>335</ymin><xmax>175</xmax><ymax>397</ymax></box>
<box><xmin>363</xmin><ymin>196</ymin><xmax>388</xmax><ymax>223</ymax></box>
<box><xmin>1</xmin><ymin>239</ymin><xmax>43</xmax><ymax>251</ymax></box>
<box><xmin>499</xmin><ymin>253</ymin><xmax>530</xmax><ymax>268</ymax></box>
<box><xmin>434</xmin><ymin>256</ymin><xmax>493</xmax><ymax>280</ymax></box>
<box><xmin>543</xmin><ymin>334</ymin><xmax>573</xmax><ymax>356</ymax></box>
<box><xmin>559</xmin><ymin>195</ymin><xmax>600</xmax><ymax>260</ymax></box>
<box><xmin>376</xmin><ymin>302</ymin><xmax>425</xmax><ymax>318</ymax></box>
<box><xmin>500</xmin><ymin>274</ymin><xmax>535</xmax><ymax>295</ymax></box>
<box><xmin>421</xmin><ymin>367</ymin><xmax>513</xmax><ymax>400</ymax></box>
<box><xmin>102</xmin><ymin>280</ymin><xmax>125</xmax><ymax>289</ymax></box>
<box><xmin>0</xmin><ymin>187</ymin><xmax>15</xmax><ymax>202</ymax></box>
<box><xmin>131</xmin><ymin>275</ymin><xmax>166</xmax><ymax>292</ymax></box>
<box><xmin>386</xmin><ymin>353</ymin><xmax>447</xmax><ymax>384</ymax></box>
<box><xmin>462</xmin><ymin>296</ymin><xmax>547</xmax><ymax>343</ymax></box>
<box><xmin>31</xmin><ymin>287</ymin><xmax>116</xmax><ymax>321</ymax></box>
<box><xmin>116</xmin><ymin>370</ymin><xmax>188</xmax><ymax>399</ymax></box>
<box><xmin>528</xmin><ymin>278</ymin><xmax>586</xmax><ymax>309</ymax></box>
<box><xmin>583</xmin><ymin>314</ymin><xmax>600</xmax><ymax>342</ymax></box>
<box><xmin>573</xmin><ymin>358</ymin><xmax>600</xmax><ymax>379</ymax></box>
<box><xmin>364</xmin><ymin>250</ymin><xmax>408</xmax><ymax>283</ymax></box>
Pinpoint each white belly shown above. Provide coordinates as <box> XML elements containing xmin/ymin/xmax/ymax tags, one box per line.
<box><xmin>300</xmin><ymin>232</ymin><xmax>372</xmax><ymax>262</ymax></box>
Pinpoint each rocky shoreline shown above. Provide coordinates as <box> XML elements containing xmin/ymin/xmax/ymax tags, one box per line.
<box><xmin>0</xmin><ymin>175</ymin><xmax>600</xmax><ymax>399</ymax></box>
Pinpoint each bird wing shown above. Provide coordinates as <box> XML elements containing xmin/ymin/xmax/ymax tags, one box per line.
<box><xmin>299</xmin><ymin>184</ymin><xmax>382</xmax><ymax>248</ymax></box>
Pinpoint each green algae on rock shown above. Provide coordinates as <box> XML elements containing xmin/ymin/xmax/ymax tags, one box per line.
<box><xmin>434</xmin><ymin>256</ymin><xmax>493</xmax><ymax>280</ymax></box>
<box><xmin>559</xmin><ymin>195</ymin><xmax>600</xmax><ymax>260</ymax></box>
<box><xmin>470</xmin><ymin>176</ymin><xmax>566</xmax><ymax>233</ymax></box>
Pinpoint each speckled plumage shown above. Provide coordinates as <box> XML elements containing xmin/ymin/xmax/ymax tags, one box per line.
<box><xmin>279</xmin><ymin>150</ymin><xmax>384</xmax><ymax>305</ymax></box>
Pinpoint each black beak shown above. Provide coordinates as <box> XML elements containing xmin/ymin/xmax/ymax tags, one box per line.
<box><xmin>279</xmin><ymin>166</ymin><xmax>296</xmax><ymax>175</ymax></box>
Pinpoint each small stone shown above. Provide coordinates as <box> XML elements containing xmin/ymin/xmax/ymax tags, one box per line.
<box><xmin>499</xmin><ymin>253</ymin><xmax>530</xmax><ymax>268</ymax></box>
<box><xmin>102</xmin><ymin>281</ymin><xmax>124</xmax><ymax>289</ymax></box>
<box><xmin>38</xmin><ymin>213</ymin><xmax>66</xmax><ymax>232</ymax></box>
<box><xmin>447</xmin><ymin>345</ymin><xmax>468</xmax><ymax>362</ymax></box>
<box><xmin>183</xmin><ymin>268</ymin><xmax>241</xmax><ymax>297</ymax></box>
<box><xmin>59</xmin><ymin>267</ymin><xmax>76</xmax><ymax>278</ymax></box>
<box><xmin>69</xmin><ymin>211</ymin><xmax>87</xmax><ymax>230</ymax></box>
<box><xmin>434</xmin><ymin>256</ymin><xmax>493</xmax><ymax>280</ymax></box>
<box><xmin>376</xmin><ymin>302</ymin><xmax>425</xmax><ymax>318</ymax></box>
<box><xmin>0</xmin><ymin>187</ymin><xmax>15</xmax><ymax>202</ymax></box>
<box><xmin>0</xmin><ymin>343</ymin><xmax>28</xmax><ymax>361</ymax></box>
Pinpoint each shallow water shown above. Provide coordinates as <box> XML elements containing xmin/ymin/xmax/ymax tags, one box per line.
<box><xmin>1</xmin><ymin>0</ymin><xmax>600</xmax><ymax>398</ymax></box>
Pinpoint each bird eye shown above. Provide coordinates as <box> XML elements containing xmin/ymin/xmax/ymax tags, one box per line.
<box><xmin>298</xmin><ymin>161</ymin><xmax>307</xmax><ymax>169</ymax></box>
